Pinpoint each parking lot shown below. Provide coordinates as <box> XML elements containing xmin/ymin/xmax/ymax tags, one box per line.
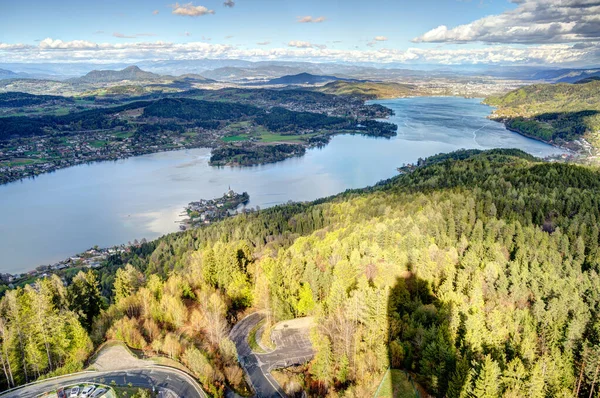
<box><xmin>39</xmin><ymin>383</ymin><xmax>114</xmax><ymax>398</ymax></box>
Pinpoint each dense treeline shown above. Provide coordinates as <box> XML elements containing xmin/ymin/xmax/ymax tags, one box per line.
<box><xmin>0</xmin><ymin>273</ymin><xmax>97</xmax><ymax>387</ymax></box>
<box><xmin>0</xmin><ymin>92</ymin><xmax>73</xmax><ymax>108</ymax></box>
<box><xmin>358</xmin><ymin>119</ymin><xmax>397</xmax><ymax>137</ymax></box>
<box><xmin>3</xmin><ymin>149</ymin><xmax>600</xmax><ymax>397</ymax></box>
<box><xmin>0</xmin><ymin>101</ymin><xmax>148</xmax><ymax>141</ymax></box>
<box><xmin>209</xmin><ymin>143</ymin><xmax>305</xmax><ymax>166</ymax></box>
<box><xmin>142</xmin><ymin>98</ymin><xmax>262</xmax><ymax>121</ymax></box>
<box><xmin>256</xmin><ymin>107</ymin><xmax>346</xmax><ymax>132</ymax></box>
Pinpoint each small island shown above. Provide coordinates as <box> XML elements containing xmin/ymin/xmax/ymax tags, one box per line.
<box><xmin>180</xmin><ymin>188</ymin><xmax>250</xmax><ymax>229</ymax></box>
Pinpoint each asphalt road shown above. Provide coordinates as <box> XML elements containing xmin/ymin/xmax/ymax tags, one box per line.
<box><xmin>230</xmin><ymin>313</ymin><xmax>314</xmax><ymax>398</ymax></box>
<box><xmin>3</xmin><ymin>368</ymin><xmax>206</xmax><ymax>398</ymax></box>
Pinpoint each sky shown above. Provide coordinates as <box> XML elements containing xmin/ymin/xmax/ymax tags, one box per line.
<box><xmin>1</xmin><ymin>0</ymin><xmax>599</xmax><ymax>67</ymax></box>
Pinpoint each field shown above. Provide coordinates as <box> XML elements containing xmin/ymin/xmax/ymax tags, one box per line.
<box><xmin>375</xmin><ymin>370</ymin><xmax>419</xmax><ymax>398</ymax></box>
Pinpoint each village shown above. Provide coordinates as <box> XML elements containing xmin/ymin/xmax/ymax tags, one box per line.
<box><xmin>180</xmin><ymin>188</ymin><xmax>251</xmax><ymax>229</ymax></box>
<box><xmin>0</xmin><ymin>245</ymin><xmax>129</xmax><ymax>288</ymax></box>
<box><xmin>0</xmin><ymin>190</ymin><xmax>251</xmax><ymax>290</ymax></box>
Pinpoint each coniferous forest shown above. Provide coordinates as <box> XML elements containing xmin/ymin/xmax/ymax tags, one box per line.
<box><xmin>2</xmin><ymin>148</ymin><xmax>600</xmax><ymax>397</ymax></box>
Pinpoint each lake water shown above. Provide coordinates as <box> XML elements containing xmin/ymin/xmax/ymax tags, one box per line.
<box><xmin>0</xmin><ymin>97</ymin><xmax>565</xmax><ymax>273</ymax></box>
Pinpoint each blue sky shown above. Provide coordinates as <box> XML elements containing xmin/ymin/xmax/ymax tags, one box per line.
<box><xmin>1</xmin><ymin>0</ymin><xmax>598</xmax><ymax>66</ymax></box>
<box><xmin>1</xmin><ymin>0</ymin><xmax>514</xmax><ymax>48</ymax></box>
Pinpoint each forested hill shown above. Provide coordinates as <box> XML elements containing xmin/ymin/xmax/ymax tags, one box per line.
<box><xmin>2</xmin><ymin>149</ymin><xmax>600</xmax><ymax>397</ymax></box>
<box><xmin>484</xmin><ymin>80</ymin><xmax>600</xmax><ymax>155</ymax></box>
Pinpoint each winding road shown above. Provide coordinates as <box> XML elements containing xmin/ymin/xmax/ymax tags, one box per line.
<box><xmin>230</xmin><ymin>313</ymin><xmax>314</xmax><ymax>398</ymax></box>
<box><xmin>2</xmin><ymin>368</ymin><xmax>206</xmax><ymax>398</ymax></box>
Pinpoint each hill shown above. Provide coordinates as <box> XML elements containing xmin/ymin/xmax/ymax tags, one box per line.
<box><xmin>69</xmin><ymin>65</ymin><xmax>163</xmax><ymax>84</ymax></box>
<box><xmin>484</xmin><ymin>80</ymin><xmax>600</xmax><ymax>154</ymax></box>
<box><xmin>2</xmin><ymin>149</ymin><xmax>600</xmax><ymax>397</ymax></box>
<box><xmin>265</xmin><ymin>72</ymin><xmax>360</xmax><ymax>85</ymax></box>
<box><xmin>315</xmin><ymin>80</ymin><xmax>420</xmax><ymax>99</ymax></box>
<box><xmin>0</xmin><ymin>68</ymin><xmax>31</xmax><ymax>80</ymax></box>
<box><xmin>530</xmin><ymin>67</ymin><xmax>600</xmax><ymax>83</ymax></box>
<box><xmin>173</xmin><ymin>73</ymin><xmax>215</xmax><ymax>83</ymax></box>
<box><xmin>575</xmin><ymin>76</ymin><xmax>600</xmax><ymax>84</ymax></box>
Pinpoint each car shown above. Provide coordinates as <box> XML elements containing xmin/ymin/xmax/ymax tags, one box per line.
<box><xmin>57</xmin><ymin>388</ymin><xmax>66</xmax><ymax>398</ymax></box>
<box><xmin>69</xmin><ymin>386</ymin><xmax>80</xmax><ymax>397</ymax></box>
<box><xmin>90</xmin><ymin>388</ymin><xmax>106</xmax><ymax>398</ymax></box>
<box><xmin>81</xmin><ymin>386</ymin><xmax>96</xmax><ymax>398</ymax></box>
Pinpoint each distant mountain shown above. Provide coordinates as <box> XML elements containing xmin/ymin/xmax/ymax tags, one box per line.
<box><xmin>173</xmin><ymin>73</ymin><xmax>215</xmax><ymax>83</ymax></box>
<box><xmin>265</xmin><ymin>72</ymin><xmax>362</xmax><ymax>85</ymax></box>
<box><xmin>69</xmin><ymin>66</ymin><xmax>163</xmax><ymax>84</ymax></box>
<box><xmin>0</xmin><ymin>68</ymin><xmax>31</xmax><ymax>80</ymax></box>
<box><xmin>201</xmin><ymin>65</ymin><xmax>329</xmax><ymax>81</ymax></box>
<box><xmin>574</xmin><ymin>76</ymin><xmax>600</xmax><ymax>84</ymax></box>
<box><xmin>529</xmin><ymin>67</ymin><xmax>600</xmax><ymax>83</ymax></box>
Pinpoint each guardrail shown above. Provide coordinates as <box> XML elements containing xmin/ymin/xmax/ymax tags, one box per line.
<box><xmin>0</xmin><ymin>366</ymin><xmax>207</xmax><ymax>398</ymax></box>
<box><xmin>0</xmin><ymin>371</ymin><xmax>97</xmax><ymax>397</ymax></box>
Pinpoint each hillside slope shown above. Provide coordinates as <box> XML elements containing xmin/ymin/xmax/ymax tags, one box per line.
<box><xmin>2</xmin><ymin>149</ymin><xmax>600</xmax><ymax>397</ymax></box>
<box><xmin>315</xmin><ymin>80</ymin><xmax>420</xmax><ymax>99</ymax></box>
<box><xmin>70</xmin><ymin>65</ymin><xmax>163</xmax><ymax>83</ymax></box>
<box><xmin>485</xmin><ymin>80</ymin><xmax>600</xmax><ymax>156</ymax></box>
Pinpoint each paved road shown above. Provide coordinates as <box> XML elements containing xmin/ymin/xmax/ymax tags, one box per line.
<box><xmin>230</xmin><ymin>313</ymin><xmax>314</xmax><ymax>398</ymax></box>
<box><xmin>3</xmin><ymin>368</ymin><xmax>206</xmax><ymax>398</ymax></box>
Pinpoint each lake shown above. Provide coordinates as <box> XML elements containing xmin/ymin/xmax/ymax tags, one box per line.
<box><xmin>0</xmin><ymin>97</ymin><xmax>565</xmax><ymax>273</ymax></box>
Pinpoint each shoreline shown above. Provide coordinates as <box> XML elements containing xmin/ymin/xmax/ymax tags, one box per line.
<box><xmin>1</xmin><ymin>96</ymin><xmax>571</xmax><ymax>277</ymax></box>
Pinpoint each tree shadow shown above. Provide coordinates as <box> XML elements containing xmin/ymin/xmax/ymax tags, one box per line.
<box><xmin>386</xmin><ymin>274</ymin><xmax>466</xmax><ymax>398</ymax></box>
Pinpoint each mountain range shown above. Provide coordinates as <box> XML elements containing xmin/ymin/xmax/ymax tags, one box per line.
<box><xmin>263</xmin><ymin>72</ymin><xmax>363</xmax><ymax>85</ymax></box>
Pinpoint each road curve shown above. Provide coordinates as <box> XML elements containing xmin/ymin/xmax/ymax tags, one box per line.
<box><xmin>230</xmin><ymin>313</ymin><xmax>314</xmax><ymax>398</ymax></box>
<box><xmin>2</xmin><ymin>368</ymin><xmax>206</xmax><ymax>398</ymax></box>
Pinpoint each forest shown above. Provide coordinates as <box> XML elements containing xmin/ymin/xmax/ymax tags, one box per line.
<box><xmin>1</xmin><ymin>148</ymin><xmax>600</xmax><ymax>397</ymax></box>
<box><xmin>485</xmin><ymin>80</ymin><xmax>600</xmax><ymax>150</ymax></box>
<box><xmin>209</xmin><ymin>143</ymin><xmax>306</xmax><ymax>166</ymax></box>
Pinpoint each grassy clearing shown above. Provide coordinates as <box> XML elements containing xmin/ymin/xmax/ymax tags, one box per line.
<box><xmin>375</xmin><ymin>370</ymin><xmax>419</xmax><ymax>398</ymax></box>
<box><xmin>114</xmin><ymin>131</ymin><xmax>134</xmax><ymax>139</ymax></box>
<box><xmin>222</xmin><ymin>134</ymin><xmax>250</xmax><ymax>142</ymax></box>
<box><xmin>248</xmin><ymin>319</ymin><xmax>266</xmax><ymax>353</ymax></box>
<box><xmin>89</xmin><ymin>140</ymin><xmax>108</xmax><ymax>148</ymax></box>
<box><xmin>259</xmin><ymin>133</ymin><xmax>312</xmax><ymax>143</ymax></box>
<box><xmin>5</xmin><ymin>158</ymin><xmax>38</xmax><ymax>167</ymax></box>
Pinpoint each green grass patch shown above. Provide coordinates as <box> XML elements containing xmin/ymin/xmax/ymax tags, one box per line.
<box><xmin>375</xmin><ymin>370</ymin><xmax>419</xmax><ymax>398</ymax></box>
<box><xmin>90</xmin><ymin>140</ymin><xmax>109</xmax><ymax>148</ymax></box>
<box><xmin>222</xmin><ymin>134</ymin><xmax>250</xmax><ymax>142</ymax></box>
<box><xmin>259</xmin><ymin>133</ymin><xmax>316</xmax><ymax>143</ymax></box>
<box><xmin>248</xmin><ymin>319</ymin><xmax>266</xmax><ymax>353</ymax></box>
<box><xmin>114</xmin><ymin>131</ymin><xmax>134</xmax><ymax>139</ymax></box>
<box><xmin>53</xmin><ymin>107</ymin><xmax>70</xmax><ymax>116</ymax></box>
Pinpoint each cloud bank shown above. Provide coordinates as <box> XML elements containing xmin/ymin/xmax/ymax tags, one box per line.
<box><xmin>2</xmin><ymin>37</ymin><xmax>598</xmax><ymax>66</ymax></box>
<box><xmin>414</xmin><ymin>0</ymin><xmax>600</xmax><ymax>44</ymax></box>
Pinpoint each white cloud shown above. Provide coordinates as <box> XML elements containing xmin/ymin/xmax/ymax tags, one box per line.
<box><xmin>367</xmin><ymin>36</ymin><xmax>388</xmax><ymax>47</ymax></box>
<box><xmin>414</xmin><ymin>0</ymin><xmax>600</xmax><ymax>44</ymax></box>
<box><xmin>256</xmin><ymin>41</ymin><xmax>270</xmax><ymax>45</ymax></box>
<box><xmin>171</xmin><ymin>2</ymin><xmax>215</xmax><ymax>17</ymax></box>
<box><xmin>1</xmin><ymin>38</ymin><xmax>598</xmax><ymax>66</ymax></box>
<box><xmin>288</xmin><ymin>40</ymin><xmax>313</xmax><ymax>48</ymax></box>
<box><xmin>152</xmin><ymin>10</ymin><xmax>159</xmax><ymax>15</ymax></box>
<box><xmin>297</xmin><ymin>16</ymin><xmax>326</xmax><ymax>23</ymax></box>
<box><xmin>38</xmin><ymin>38</ymin><xmax>98</xmax><ymax>49</ymax></box>
<box><xmin>113</xmin><ymin>32</ymin><xmax>157</xmax><ymax>39</ymax></box>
